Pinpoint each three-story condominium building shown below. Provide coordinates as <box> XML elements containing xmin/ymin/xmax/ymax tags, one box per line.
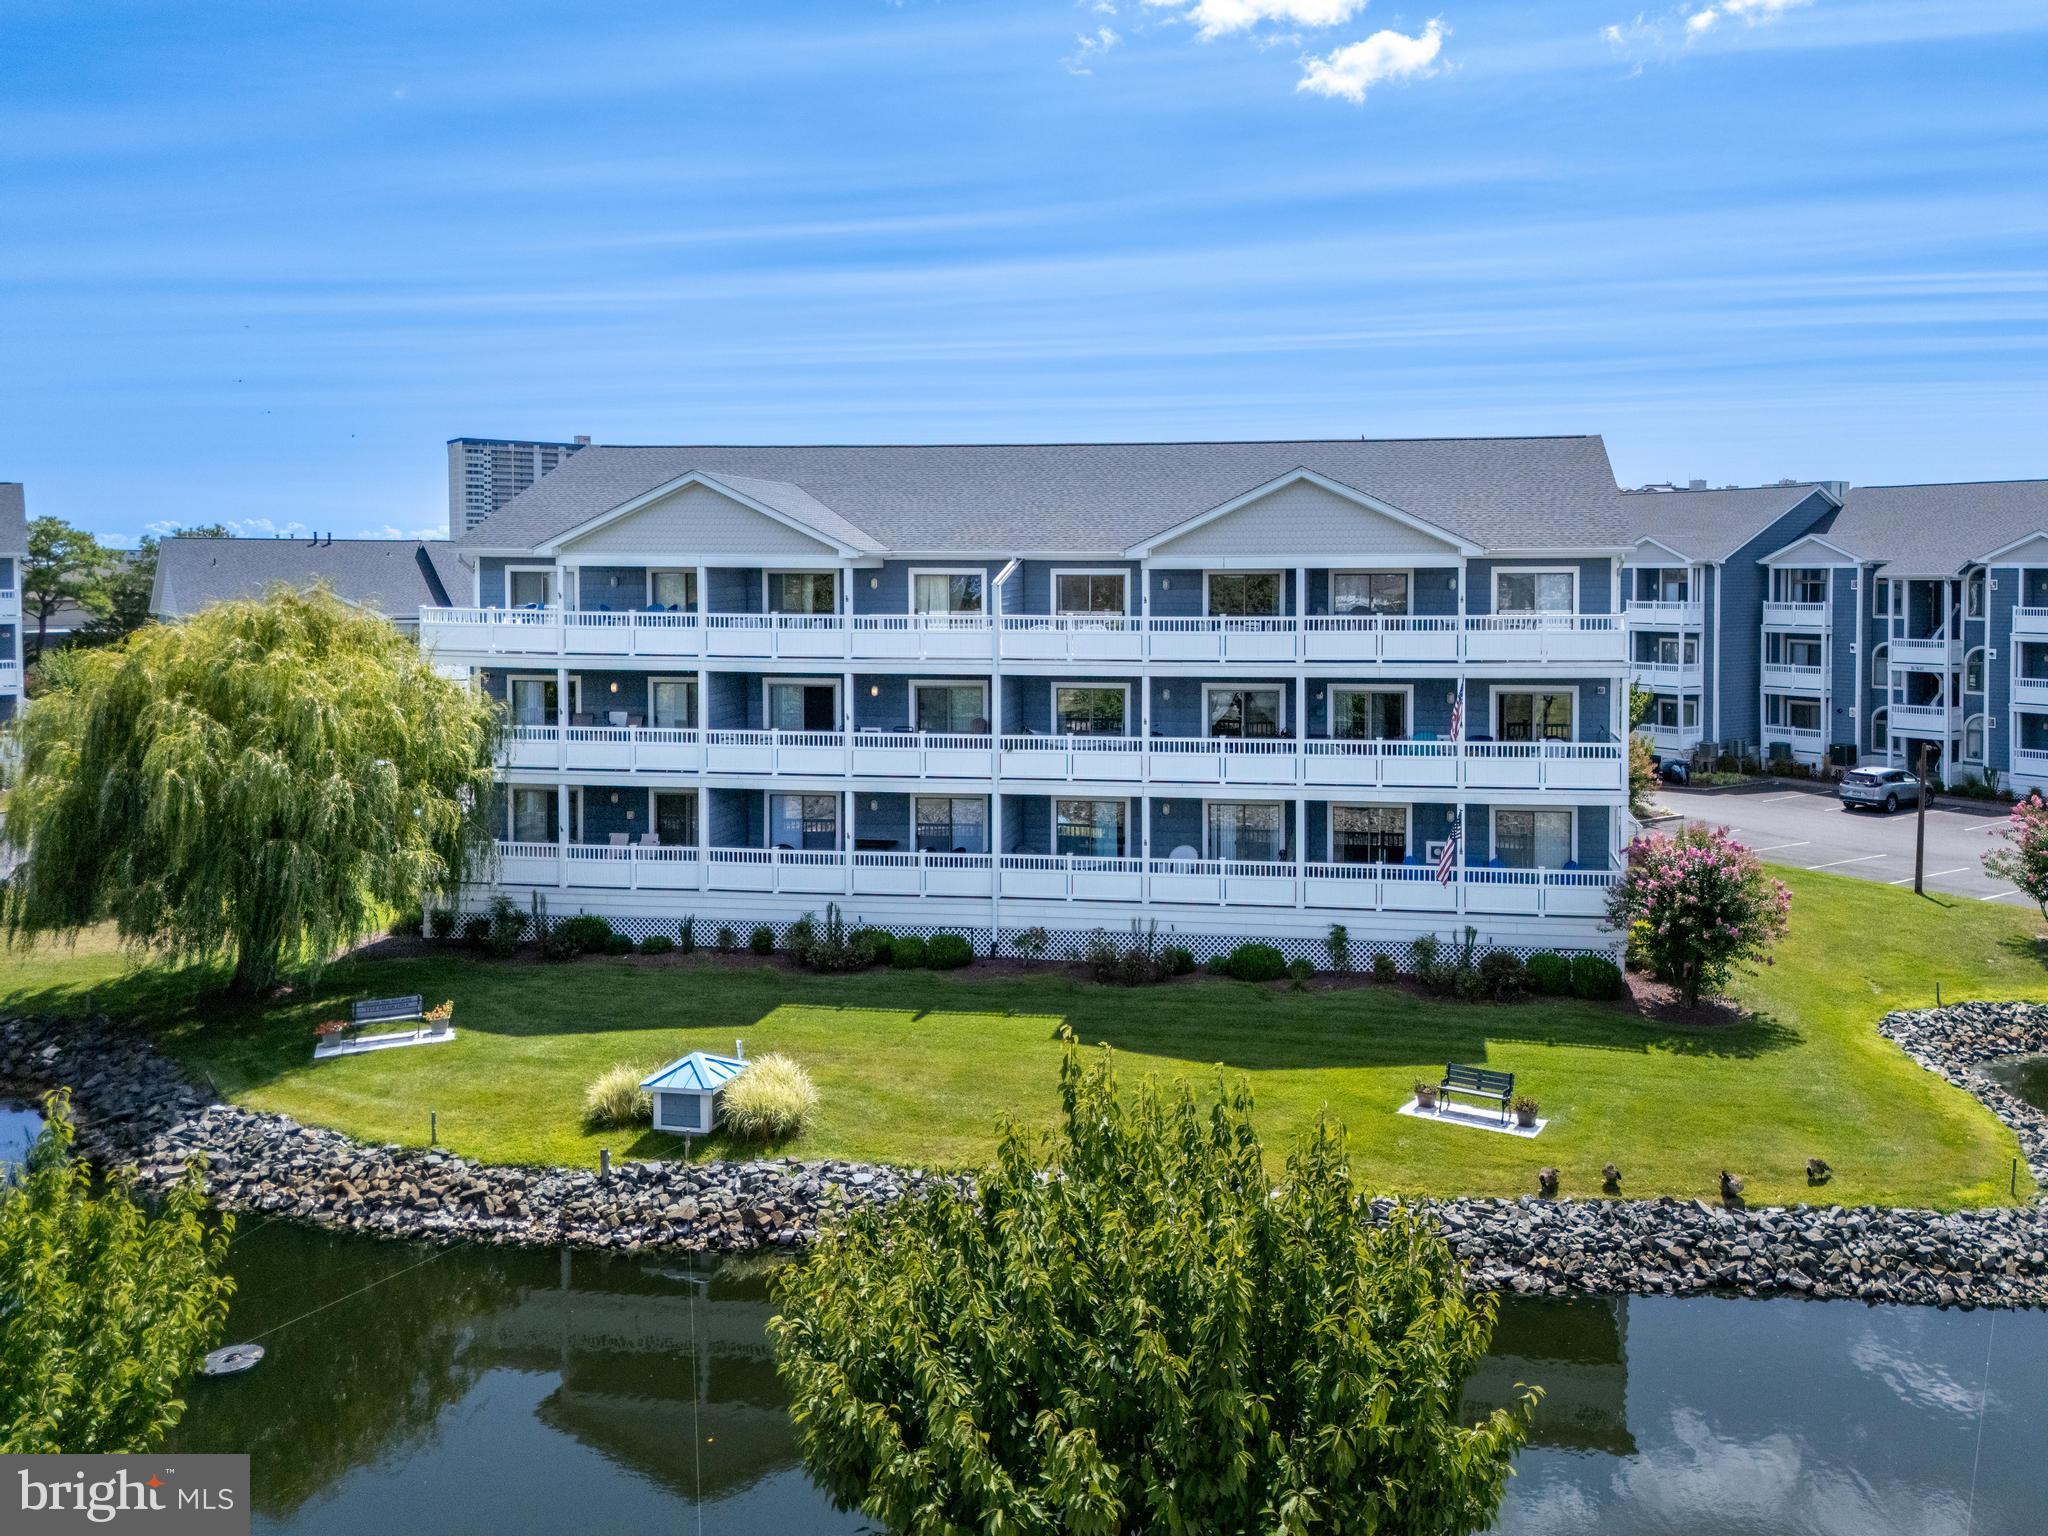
<box><xmin>0</xmin><ymin>483</ymin><xmax>26</xmax><ymax>723</ymax></box>
<box><xmin>416</xmin><ymin>437</ymin><xmax>1637</xmax><ymax>958</ymax></box>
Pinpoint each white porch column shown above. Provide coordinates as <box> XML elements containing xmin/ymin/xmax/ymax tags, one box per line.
<box><xmin>842</xmin><ymin>789</ymin><xmax>854</xmax><ymax>893</ymax></box>
<box><xmin>555</xmin><ymin>664</ymin><xmax>570</xmax><ymax>770</ymax></box>
<box><xmin>555</xmin><ymin>782</ymin><xmax>570</xmax><ymax>889</ymax></box>
<box><xmin>1293</xmin><ymin>796</ymin><xmax>1306</xmax><ymax>909</ymax></box>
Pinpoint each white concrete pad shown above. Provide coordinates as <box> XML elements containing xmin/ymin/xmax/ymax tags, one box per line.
<box><xmin>314</xmin><ymin>1025</ymin><xmax>456</xmax><ymax>1060</ymax></box>
<box><xmin>1397</xmin><ymin>1097</ymin><xmax>1548</xmax><ymax>1138</ymax></box>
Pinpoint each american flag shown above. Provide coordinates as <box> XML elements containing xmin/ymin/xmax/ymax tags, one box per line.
<box><xmin>1448</xmin><ymin>682</ymin><xmax>1465</xmax><ymax>742</ymax></box>
<box><xmin>1437</xmin><ymin>812</ymin><xmax>1461</xmax><ymax>885</ymax></box>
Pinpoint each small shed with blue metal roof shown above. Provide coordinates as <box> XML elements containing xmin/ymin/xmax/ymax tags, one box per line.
<box><xmin>640</xmin><ymin>1045</ymin><xmax>750</xmax><ymax>1135</ymax></box>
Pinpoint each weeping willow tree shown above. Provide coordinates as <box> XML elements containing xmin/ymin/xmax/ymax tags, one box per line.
<box><xmin>3</xmin><ymin>585</ymin><xmax>502</xmax><ymax>993</ymax></box>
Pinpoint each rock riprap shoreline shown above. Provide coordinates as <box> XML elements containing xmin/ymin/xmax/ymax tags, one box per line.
<box><xmin>6</xmin><ymin>1003</ymin><xmax>2048</xmax><ymax>1307</ymax></box>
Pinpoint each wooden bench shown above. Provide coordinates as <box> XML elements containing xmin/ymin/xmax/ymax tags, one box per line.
<box><xmin>1439</xmin><ymin>1063</ymin><xmax>1514</xmax><ymax>1124</ymax></box>
<box><xmin>351</xmin><ymin>995</ymin><xmax>425</xmax><ymax>1031</ymax></box>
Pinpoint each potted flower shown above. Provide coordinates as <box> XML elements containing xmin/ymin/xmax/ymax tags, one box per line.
<box><xmin>1513</xmin><ymin>1094</ymin><xmax>1540</xmax><ymax>1129</ymax></box>
<box><xmin>1413</xmin><ymin>1079</ymin><xmax>1440</xmax><ymax>1111</ymax></box>
<box><xmin>314</xmin><ymin>1019</ymin><xmax>351</xmax><ymax>1041</ymax></box>
<box><xmin>423</xmin><ymin>1000</ymin><xmax>454</xmax><ymax>1026</ymax></box>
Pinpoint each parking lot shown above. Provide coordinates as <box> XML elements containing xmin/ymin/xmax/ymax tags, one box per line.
<box><xmin>1654</xmin><ymin>783</ymin><xmax>2023</xmax><ymax>903</ymax></box>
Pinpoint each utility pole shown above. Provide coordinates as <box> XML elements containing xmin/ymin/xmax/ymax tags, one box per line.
<box><xmin>1913</xmin><ymin>741</ymin><xmax>1933</xmax><ymax>894</ymax></box>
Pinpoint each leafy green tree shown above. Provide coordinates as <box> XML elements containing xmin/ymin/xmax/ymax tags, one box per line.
<box><xmin>0</xmin><ymin>1093</ymin><xmax>234</xmax><ymax>1453</ymax></box>
<box><xmin>77</xmin><ymin>525</ymin><xmax>232</xmax><ymax>647</ymax></box>
<box><xmin>771</xmin><ymin>1041</ymin><xmax>1536</xmax><ymax>1536</ymax></box>
<box><xmin>22</xmin><ymin>514</ymin><xmax>112</xmax><ymax>659</ymax></box>
<box><xmin>3</xmin><ymin>586</ymin><xmax>502</xmax><ymax>993</ymax></box>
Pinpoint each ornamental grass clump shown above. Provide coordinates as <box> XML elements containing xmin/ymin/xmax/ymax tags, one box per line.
<box><xmin>1607</xmin><ymin>824</ymin><xmax>1791</xmax><ymax>1008</ymax></box>
<box><xmin>720</xmin><ymin>1053</ymin><xmax>819</xmax><ymax>1142</ymax></box>
<box><xmin>582</xmin><ymin>1063</ymin><xmax>651</xmax><ymax>1129</ymax></box>
<box><xmin>770</xmin><ymin>1037</ymin><xmax>1537</xmax><ymax>1536</ymax></box>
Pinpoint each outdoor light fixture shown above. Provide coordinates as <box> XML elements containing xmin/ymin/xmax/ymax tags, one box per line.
<box><xmin>869</xmin><ymin>799</ymin><xmax>880</xmax><ymax>811</ymax></box>
<box><xmin>609</xmin><ymin>680</ymin><xmax>619</xmax><ymax>693</ymax></box>
<box><xmin>869</xmin><ymin>575</ymin><xmax>879</xmax><ymax>588</ymax></box>
<box><xmin>608</xmin><ymin>792</ymin><xmax>619</xmax><ymax>804</ymax></box>
<box><xmin>870</xmin><ymin>683</ymin><xmax>880</xmax><ymax>696</ymax></box>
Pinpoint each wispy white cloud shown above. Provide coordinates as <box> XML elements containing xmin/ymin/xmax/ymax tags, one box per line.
<box><xmin>373</xmin><ymin>524</ymin><xmax>446</xmax><ymax>540</ymax></box>
<box><xmin>220</xmin><ymin>516</ymin><xmax>308</xmax><ymax>538</ymax></box>
<box><xmin>1144</xmin><ymin>0</ymin><xmax>1369</xmax><ymax>43</ymax></box>
<box><xmin>1298</xmin><ymin>18</ymin><xmax>1445</xmax><ymax>102</ymax></box>
<box><xmin>1607</xmin><ymin>0</ymin><xmax>1813</xmax><ymax>59</ymax></box>
<box><xmin>1063</xmin><ymin>25</ymin><xmax>1121</xmax><ymax>74</ymax></box>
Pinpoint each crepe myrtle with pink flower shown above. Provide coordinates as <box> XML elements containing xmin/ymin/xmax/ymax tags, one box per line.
<box><xmin>1607</xmin><ymin>825</ymin><xmax>1792</xmax><ymax>1008</ymax></box>
<box><xmin>1983</xmin><ymin>794</ymin><xmax>2048</xmax><ymax>921</ymax></box>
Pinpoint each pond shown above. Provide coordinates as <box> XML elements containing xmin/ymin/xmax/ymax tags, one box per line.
<box><xmin>1983</xmin><ymin>1052</ymin><xmax>2048</xmax><ymax>1116</ymax></box>
<box><xmin>159</xmin><ymin>1222</ymin><xmax>2048</xmax><ymax>1535</ymax></box>
<box><xmin>0</xmin><ymin>1096</ymin><xmax>43</xmax><ymax>1167</ymax></box>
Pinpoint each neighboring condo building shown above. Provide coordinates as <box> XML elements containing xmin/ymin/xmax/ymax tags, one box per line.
<box><xmin>448</xmin><ymin>436</ymin><xmax>590</xmax><ymax>538</ymax></box>
<box><xmin>151</xmin><ymin>533</ymin><xmax>471</xmax><ymax>634</ymax></box>
<box><xmin>416</xmin><ymin>436</ymin><xmax>1638</xmax><ymax>960</ymax></box>
<box><xmin>0</xmin><ymin>483</ymin><xmax>23</xmax><ymax>722</ymax></box>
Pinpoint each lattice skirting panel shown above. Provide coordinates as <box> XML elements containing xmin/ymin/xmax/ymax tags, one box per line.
<box><xmin>449</xmin><ymin>895</ymin><xmax>1611</xmax><ymax>966</ymax></box>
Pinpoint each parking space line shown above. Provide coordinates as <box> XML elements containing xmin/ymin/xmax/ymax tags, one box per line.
<box><xmin>1806</xmin><ymin>855</ymin><xmax>1887</xmax><ymax>871</ymax></box>
<box><xmin>1760</xmin><ymin>793</ymin><xmax>1821</xmax><ymax>803</ymax></box>
<box><xmin>1888</xmin><ymin>868</ymin><xmax>1970</xmax><ymax>885</ymax></box>
<box><xmin>1750</xmin><ymin>841</ymin><xmax>1812</xmax><ymax>852</ymax></box>
<box><xmin>1979</xmin><ymin>889</ymin><xmax>2027</xmax><ymax>902</ymax></box>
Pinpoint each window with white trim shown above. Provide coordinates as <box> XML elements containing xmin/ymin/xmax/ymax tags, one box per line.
<box><xmin>1054</xmin><ymin>572</ymin><xmax>1127</xmax><ymax>615</ymax></box>
<box><xmin>649</xmin><ymin>677</ymin><xmax>697</xmax><ymax>729</ymax></box>
<box><xmin>1871</xmin><ymin>707</ymin><xmax>1889</xmax><ymax>754</ymax></box>
<box><xmin>769</xmin><ymin>793</ymin><xmax>840</xmax><ymax>851</ymax></box>
<box><xmin>1206</xmin><ymin>802</ymin><xmax>1286</xmax><ymax>862</ymax></box>
<box><xmin>1493</xmin><ymin>808</ymin><xmax>1575</xmax><ymax>869</ymax></box>
<box><xmin>1330</xmin><ymin>571</ymin><xmax>1410</xmax><ymax>615</ymax></box>
<box><xmin>1965</xmin><ymin>647</ymin><xmax>1986</xmax><ymax>694</ymax></box>
<box><xmin>1330</xmin><ymin>805</ymin><xmax>1406</xmax><ymax>865</ymax></box>
<box><xmin>1870</xmin><ymin>642</ymin><xmax>1889</xmax><ymax>689</ymax></box>
<box><xmin>1964</xmin><ymin>714</ymin><xmax>1986</xmax><ymax>763</ymax></box>
<box><xmin>1777</xmin><ymin>568</ymin><xmax>1827</xmax><ymax>605</ymax></box>
<box><xmin>1495</xmin><ymin>690</ymin><xmax>1574</xmax><ymax>743</ymax></box>
<box><xmin>1206</xmin><ymin>572</ymin><xmax>1283</xmax><ymax>617</ymax></box>
<box><xmin>1055</xmin><ymin>799</ymin><xmax>1126</xmax><ymax>857</ymax></box>
<box><xmin>1495</xmin><ymin>569</ymin><xmax>1575</xmax><ymax>614</ymax></box>
<box><xmin>912</xmin><ymin>571</ymin><xmax>985</xmax><ymax>615</ymax></box>
<box><xmin>1329</xmin><ymin>687</ymin><xmax>1407</xmax><ymax>740</ymax></box>
<box><xmin>771</xmin><ymin>572</ymin><xmax>837</xmax><ymax>614</ymax></box>
<box><xmin>1206</xmin><ymin>686</ymin><xmax>1285</xmax><ymax>739</ymax></box>
<box><xmin>912</xmin><ymin>680</ymin><xmax>988</xmax><ymax>734</ymax></box>
<box><xmin>914</xmin><ymin>796</ymin><xmax>989</xmax><ymax>853</ymax></box>
<box><xmin>508</xmin><ymin>787</ymin><xmax>555</xmax><ymax>843</ymax></box>
<box><xmin>506</xmin><ymin>568</ymin><xmax>553</xmax><ymax>608</ymax></box>
<box><xmin>1967</xmin><ymin>571</ymin><xmax>1986</xmax><ymax>619</ymax></box>
<box><xmin>649</xmin><ymin>570</ymin><xmax>696</xmax><ymax>610</ymax></box>
<box><xmin>1054</xmin><ymin>685</ymin><xmax>1127</xmax><ymax>735</ymax></box>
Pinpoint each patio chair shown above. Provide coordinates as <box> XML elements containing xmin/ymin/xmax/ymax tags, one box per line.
<box><xmin>608</xmin><ymin>833</ymin><xmax>630</xmax><ymax>847</ymax></box>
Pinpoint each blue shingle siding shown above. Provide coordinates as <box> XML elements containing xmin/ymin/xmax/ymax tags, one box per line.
<box><xmin>1149</xmin><ymin>797</ymin><xmax>1202</xmax><ymax>855</ymax></box>
<box><xmin>1304</xmin><ymin>800</ymin><xmax>1329</xmax><ymax>859</ymax></box>
<box><xmin>579</xmin><ymin>566</ymin><xmax>649</xmax><ymax>609</ymax></box>
<box><xmin>1829</xmin><ymin>569</ymin><xmax>1861</xmax><ymax>758</ymax></box>
<box><xmin>0</xmin><ymin>557</ymin><xmax>14</xmax><ymax>587</ymax></box>
<box><xmin>574</xmin><ymin>669</ymin><xmax>649</xmax><ymax>719</ymax></box>
<box><xmin>708</xmin><ymin>671</ymin><xmax>762</xmax><ymax>730</ymax></box>
<box><xmin>856</xmin><ymin>675</ymin><xmax>910</xmax><ymax>731</ymax></box>
<box><xmin>708</xmin><ymin>567</ymin><xmax>762</xmax><ymax>614</ymax></box>
<box><xmin>478</xmin><ymin>556</ymin><xmax>526</xmax><ymax>607</ymax></box>
<box><xmin>855</xmin><ymin>793</ymin><xmax>913</xmax><ymax>848</ymax></box>
<box><xmin>708</xmin><ymin>788</ymin><xmax>763</xmax><ymax>848</ymax></box>
<box><xmin>1001</xmin><ymin>793</ymin><xmax>1051</xmax><ymax>854</ymax></box>
<box><xmin>580</xmin><ymin>785</ymin><xmax>647</xmax><ymax>843</ymax></box>
<box><xmin>1989</xmin><ymin>567</ymin><xmax>2018</xmax><ymax>772</ymax></box>
<box><xmin>1698</xmin><ymin>566</ymin><xmax>1718</xmax><ymax>713</ymax></box>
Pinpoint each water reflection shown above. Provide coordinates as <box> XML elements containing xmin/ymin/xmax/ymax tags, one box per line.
<box><xmin>0</xmin><ymin>1097</ymin><xmax>42</xmax><ymax>1168</ymax></box>
<box><xmin>165</xmin><ymin>1225</ymin><xmax>2048</xmax><ymax>1535</ymax></box>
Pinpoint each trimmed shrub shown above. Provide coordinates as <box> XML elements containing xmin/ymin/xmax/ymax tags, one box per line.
<box><xmin>537</xmin><ymin>923</ymin><xmax>581</xmax><ymax>963</ymax></box>
<box><xmin>1370</xmin><ymin>952</ymin><xmax>1398</xmax><ymax>984</ymax></box>
<box><xmin>1286</xmin><ymin>958</ymin><xmax>1313</xmax><ymax>991</ymax></box>
<box><xmin>786</xmin><ymin>912</ymin><xmax>818</xmax><ymax>963</ymax></box>
<box><xmin>1525</xmin><ymin>952</ymin><xmax>1572</xmax><ymax>996</ymax></box>
<box><xmin>1477</xmin><ymin>950</ymin><xmax>1528</xmax><ymax>1002</ymax></box>
<box><xmin>1158</xmin><ymin>944</ymin><xmax>1195</xmax><ymax>977</ymax></box>
<box><xmin>427</xmin><ymin>908</ymin><xmax>458</xmax><ymax>941</ymax></box>
<box><xmin>639</xmin><ymin>934</ymin><xmax>676</xmax><ymax>955</ymax></box>
<box><xmin>583</xmin><ymin>1063</ymin><xmax>650</xmax><ymax>1128</ymax></box>
<box><xmin>480</xmin><ymin>894</ymin><xmax>525</xmax><ymax>958</ymax></box>
<box><xmin>1324</xmin><ymin>923</ymin><xmax>1351</xmax><ymax>973</ymax></box>
<box><xmin>891</xmin><ymin>933</ymin><xmax>930</xmax><ymax>969</ymax></box>
<box><xmin>462</xmin><ymin>913</ymin><xmax>491</xmax><ymax>948</ymax></box>
<box><xmin>720</xmin><ymin>1053</ymin><xmax>820</xmax><ymax>1142</ymax></box>
<box><xmin>678</xmin><ymin>915</ymin><xmax>696</xmax><ymax>954</ymax></box>
<box><xmin>851</xmin><ymin>927</ymin><xmax>894</xmax><ymax>966</ymax></box>
<box><xmin>1085</xmin><ymin>920</ymin><xmax>1171</xmax><ymax>986</ymax></box>
<box><xmin>1569</xmin><ymin>954</ymin><xmax>1625</xmax><ymax>1001</ymax></box>
<box><xmin>926</xmin><ymin>933</ymin><xmax>974</xmax><ymax>969</ymax></box>
<box><xmin>555</xmin><ymin>914</ymin><xmax>613</xmax><ymax>955</ymax></box>
<box><xmin>603</xmin><ymin>933</ymin><xmax>635</xmax><ymax>956</ymax></box>
<box><xmin>1218</xmin><ymin>941</ymin><xmax>1287</xmax><ymax>983</ymax></box>
<box><xmin>715</xmin><ymin>924</ymin><xmax>737</xmax><ymax>953</ymax></box>
<box><xmin>748</xmin><ymin>924</ymin><xmax>776</xmax><ymax>955</ymax></box>
<box><xmin>1012</xmin><ymin>926</ymin><xmax>1050</xmax><ymax>960</ymax></box>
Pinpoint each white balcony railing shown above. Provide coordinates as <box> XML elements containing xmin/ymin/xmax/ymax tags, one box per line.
<box><xmin>1760</xmin><ymin>662</ymin><xmax>1825</xmax><ymax>690</ymax></box>
<box><xmin>1630</xmin><ymin>660</ymin><xmax>1703</xmax><ymax>689</ymax></box>
<box><xmin>2014</xmin><ymin>607</ymin><xmax>2048</xmax><ymax>637</ymax></box>
<box><xmin>1890</xmin><ymin>636</ymin><xmax>1962</xmax><ymax>668</ymax></box>
<box><xmin>496</xmin><ymin>727</ymin><xmax>1626</xmax><ymax>791</ymax></box>
<box><xmin>423</xmin><ymin>607</ymin><xmax>1626</xmax><ymax>666</ymax></box>
<box><xmin>2011</xmin><ymin>747</ymin><xmax>2048</xmax><ymax>777</ymax></box>
<box><xmin>2012</xmin><ymin>675</ymin><xmax>2048</xmax><ymax>707</ymax></box>
<box><xmin>490</xmin><ymin>842</ymin><xmax>1617</xmax><ymax>916</ymax></box>
<box><xmin>1889</xmin><ymin>702</ymin><xmax>1962</xmax><ymax>735</ymax></box>
<box><xmin>0</xmin><ymin>659</ymin><xmax>18</xmax><ymax>690</ymax></box>
<box><xmin>1762</xmin><ymin>601</ymin><xmax>1828</xmax><ymax>627</ymax></box>
<box><xmin>1624</xmin><ymin>600</ymin><xmax>1702</xmax><ymax>626</ymax></box>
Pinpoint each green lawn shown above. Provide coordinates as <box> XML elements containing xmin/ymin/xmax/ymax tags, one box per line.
<box><xmin>1</xmin><ymin>868</ymin><xmax>2042</xmax><ymax>1208</ymax></box>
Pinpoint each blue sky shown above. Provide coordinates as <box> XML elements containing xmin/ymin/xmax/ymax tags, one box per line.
<box><xmin>3</xmin><ymin>0</ymin><xmax>2046</xmax><ymax>543</ymax></box>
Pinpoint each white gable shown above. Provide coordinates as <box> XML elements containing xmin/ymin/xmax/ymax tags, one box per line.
<box><xmin>558</xmin><ymin>482</ymin><xmax>839</xmax><ymax>561</ymax></box>
<box><xmin>1986</xmin><ymin>534</ymin><xmax>2048</xmax><ymax>567</ymax></box>
<box><xmin>1763</xmin><ymin>534</ymin><xmax>1859</xmax><ymax>568</ymax></box>
<box><xmin>1150</xmin><ymin>478</ymin><xmax>1461</xmax><ymax>562</ymax></box>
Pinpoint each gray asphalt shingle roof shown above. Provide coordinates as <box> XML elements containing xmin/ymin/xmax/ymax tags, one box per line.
<box><xmin>1826</xmin><ymin>481</ymin><xmax>2048</xmax><ymax>574</ymax></box>
<box><xmin>456</xmin><ymin>436</ymin><xmax>1629</xmax><ymax>555</ymax></box>
<box><xmin>152</xmin><ymin>537</ymin><xmax>461</xmax><ymax>621</ymax></box>
<box><xmin>1621</xmin><ymin>484</ymin><xmax>1833</xmax><ymax>563</ymax></box>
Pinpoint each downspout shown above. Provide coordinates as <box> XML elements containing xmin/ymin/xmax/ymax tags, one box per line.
<box><xmin>1708</xmin><ymin>562</ymin><xmax>1721</xmax><ymax>745</ymax></box>
<box><xmin>988</xmin><ymin>558</ymin><xmax>1020</xmax><ymax>955</ymax></box>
